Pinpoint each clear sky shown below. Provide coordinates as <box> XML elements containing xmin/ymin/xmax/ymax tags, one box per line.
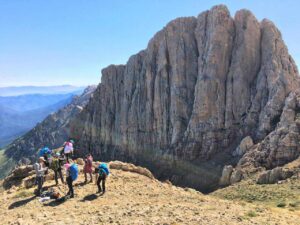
<box><xmin>0</xmin><ymin>0</ymin><xmax>299</xmax><ymax>87</ymax></box>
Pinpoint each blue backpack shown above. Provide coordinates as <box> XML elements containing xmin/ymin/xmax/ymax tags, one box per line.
<box><xmin>98</xmin><ymin>163</ymin><xmax>109</xmax><ymax>175</ymax></box>
<box><xmin>70</xmin><ymin>164</ymin><xmax>79</xmax><ymax>181</ymax></box>
<box><xmin>38</xmin><ymin>147</ymin><xmax>51</xmax><ymax>157</ymax></box>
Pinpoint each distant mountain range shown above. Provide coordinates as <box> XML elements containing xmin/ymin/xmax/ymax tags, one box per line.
<box><xmin>0</xmin><ymin>86</ymin><xmax>85</xmax><ymax>147</ymax></box>
<box><xmin>1</xmin><ymin>86</ymin><xmax>96</xmax><ymax>178</ymax></box>
<box><xmin>0</xmin><ymin>85</ymin><xmax>85</xmax><ymax>96</ymax></box>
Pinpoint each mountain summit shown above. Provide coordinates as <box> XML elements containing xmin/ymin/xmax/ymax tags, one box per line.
<box><xmin>70</xmin><ymin>5</ymin><xmax>300</xmax><ymax>192</ymax></box>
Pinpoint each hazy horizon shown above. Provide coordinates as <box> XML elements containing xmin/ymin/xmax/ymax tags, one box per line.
<box><xmin>1</xmin><ymin>0</ymin><xmax>299</xmax><ymax>87</ymax></box>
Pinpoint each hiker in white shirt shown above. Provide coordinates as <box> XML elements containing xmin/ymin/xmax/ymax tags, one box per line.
<box><xmin>63</xmin><ymin>140</ymin><xmax>74</xmax><ymax>162</ymax></box>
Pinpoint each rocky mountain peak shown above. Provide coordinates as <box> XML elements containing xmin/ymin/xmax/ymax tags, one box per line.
<box><xmin>70</xmin><ymin>5</ymin><xmax>299</xmax><ymax>192</ymax></box>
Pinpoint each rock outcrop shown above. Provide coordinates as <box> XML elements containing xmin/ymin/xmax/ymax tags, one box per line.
<box><xmin>237</xmin><ymin>91</ymin><xmax>300</xmax><ymax>172</ymax></box>
<box><xmin>71</xmin><ymin>5</ymin><xmax>299</xmax><ymax>192</ymax></box>
<box><xmin>233</xmin><ymin>136</ymin><xmax>254</xmax><ymax>157</ymax></box>
<box><xmin>3</xmin><ymin>86</ymin><xmax>96</xmax><ymax>167</ymax></box>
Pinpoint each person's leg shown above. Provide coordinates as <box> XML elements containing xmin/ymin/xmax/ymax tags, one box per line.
<box><xmin>97</xmin><ymin>176</ymin><xmax>101</xmax><ymax>192</ymax></box>
<box><xmin>37</xmin><ymin>177</ymin><xmax>42</xmax><ymax>196</ymax></box>
<box><xmin>89</xmin><ymin>172</ymin><xmax>93</xmax><ymax>182</ymax></box>
<box><xmin>58</xmin><ymin>169</ymin><xmax>64</xmax><ymax>184</ymax></box>
<box><xmin>70</xmin><ymin>179</ymin><xmax>74</xmax><ymax>197</ymax></box>
<box><xmin>84</xmin><ymin>172</ymin><xmax>87</xmax><ymax>182</ymax></box>
<box><xmin>95</xmin><ymin>173</ymin><xmax>98</xmax><ymax>184</ymax></box>
<box><xmin>102</xmin><ymin>178</ymin><xmax>106</xmax><ymax>193</ymax></box>
<box><xmin>54</xmin><ymin>170</ymin><xmax>58</xmax><ymax>185</ymax></box>
<box><xmin>67</xmin><ymin>176</ymin><xmax>72</xmax><ymax>195</ymax></box>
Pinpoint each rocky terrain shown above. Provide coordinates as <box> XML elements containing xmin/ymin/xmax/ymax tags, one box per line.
<box><xmin>1</xmin><ymin>161</ymin><xmax>299</xmax><ymax>225</ymax></box>
<box><xmin>0</xmin><ymin>86</ymin><xmax>96</xmax><ymax>178</ymax></box>
<box><xmin>70</xmin><ymin>5</ymin><xmax>300</xmax><ymax>192</ymax></box>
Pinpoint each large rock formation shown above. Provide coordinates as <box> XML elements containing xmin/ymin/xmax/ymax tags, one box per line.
<box><xmin>3</xmin><ymin>86</ymin><xmax>96</xmax><ymax>166</ymax></box>
<box><xmin>71</xmin><ymin>5</ymin><xmax>299</xmax><ymax>192</ymax></box>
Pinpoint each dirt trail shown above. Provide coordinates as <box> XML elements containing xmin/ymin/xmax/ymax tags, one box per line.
<box><xmin>0</xmin><ymin>166</ymin><xmax>299</xmax><ymax>225</ymax></box>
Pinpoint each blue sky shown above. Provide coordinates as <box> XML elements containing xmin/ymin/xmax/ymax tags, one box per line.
<box><xmin>0</xmin><ymin>0</ymin><xmax>299</xmax><ymax>87</ymax></box>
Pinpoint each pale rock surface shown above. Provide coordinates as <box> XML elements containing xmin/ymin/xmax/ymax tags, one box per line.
<box><xmin>219</xmin><ymin>165</ymin><xmax>233</xmax><ymax>186</ymax></box>
<box><xmin>71</xmin><ymin>5</ymin><xmax>300</xmax><ymax>191</ymax></box>
<box><xmin>233</xmin><ymin>136</ymin><xmax>253</xmax><ymax>157</ymax></box>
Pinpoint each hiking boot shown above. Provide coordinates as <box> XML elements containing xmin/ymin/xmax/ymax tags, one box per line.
<box><xmin>70</xmin><ymin>195</ymin><xmax>74</xmax><ymax>198</ymax></box>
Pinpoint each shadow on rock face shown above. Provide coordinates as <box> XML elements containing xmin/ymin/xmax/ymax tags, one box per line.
<box><xmin>8</xmin><ymin>196</ymin><xmax>36</xmax><ymax>209</ymax></box>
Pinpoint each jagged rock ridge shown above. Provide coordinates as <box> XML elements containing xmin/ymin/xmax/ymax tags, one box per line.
<box><xmin>71</xmin><ymin>5</ymin><xmax>299</xmax><ymax>192</ymax></box>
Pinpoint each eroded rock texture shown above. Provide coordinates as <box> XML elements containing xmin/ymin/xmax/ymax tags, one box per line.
<box><xmin>71</xmin><ymin>5</ymin><xmax>299</xmax><ymax>192</ymax></box>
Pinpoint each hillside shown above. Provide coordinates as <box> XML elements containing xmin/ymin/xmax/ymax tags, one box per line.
<box><xmin>1</xmin><ymin>161</ymin><xmax>299</xmax><ymax>225</ymax></box>
<box><xmin>213</xmin><ymin>156</ymin><xmax>300</xmax><ymax>208</ymax></box>
<box><xmin>0</xmin><ymin>92</ymin><xmax>80</xmax><ymax>147</ymax></box>
<box><xmin>0</xmin><ymin>86</ymin><xmax>96</xmax><ymax>179</ymax></box>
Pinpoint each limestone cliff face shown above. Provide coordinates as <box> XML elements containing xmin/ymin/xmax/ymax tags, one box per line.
<box><xmin>4</xmin><ymin>86</ymin><xmax>96</xmax><ymax>164</ymax></box>
<box><xmin>71</xmin><ymin>5</ymin><xmax>299</xmax><ymax>191</ymax></box>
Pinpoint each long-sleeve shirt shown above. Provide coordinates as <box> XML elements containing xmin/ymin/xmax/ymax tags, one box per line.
<box><xmin>34</xmin><ymin>163</ymin><xmax>46</xmax><ymax>177</ymax></box>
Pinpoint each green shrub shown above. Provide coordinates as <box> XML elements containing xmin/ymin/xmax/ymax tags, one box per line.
<box><xmin>246</xmin><ymin>211</ymin><xmax>257</xmax><ymax>217</ymax></box>
<box><xmin>277</xmin><ymin>202</ymin><xmax>286</xmax><ymax>208</ymax></box>
<box><xmin>289</xmin><ymin>201</ymin><xmax>300</xmax><ymax>208</ymax></box>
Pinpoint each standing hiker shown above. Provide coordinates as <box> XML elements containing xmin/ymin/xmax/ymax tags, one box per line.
<box><xmin>63</xmin><ymin>140</ymin><xmax>74</xmax><ymax>163</ymax></box>
<box><xmin>38</xmin><ymin>147</ymin><xmax>52</xmax><ymax>167</ymax></box>
<box><xmin>96</xmin><ymin>163</ymin><xmax>109</xmax><ymax>194</ymax></box>
<box><xmin>84</xmin><ymin>154</ymin><xmax>93</xmax><ymax>183</ymax></box>
<box><xmin>34</xmin><ymin>157</ymin><xmax>48</xmax><ymax>196</ymax></box>
<box><xmin>65</xmin><ymin>163</ymin><xmax>78</xmax><ymax>198</ymax></box>
<box><xmin>51</xmin><ymin>153</ymin><xmax>65</xmax><ymax>185</ymax></box>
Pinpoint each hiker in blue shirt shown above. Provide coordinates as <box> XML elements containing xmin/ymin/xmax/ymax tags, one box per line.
<box><xmin>65</xmin><ymin>162</ymin><xmax>78</xmax><ymax>198</ymax></box>
<box><xmin>96</xmin><ymin>163</ymin><xmax>109</xmax><ymax>194</ymax></box>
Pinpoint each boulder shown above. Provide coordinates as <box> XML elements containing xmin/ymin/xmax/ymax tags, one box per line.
<box><xmin>44</xmin><ymin>171</ymin><xmax>55</xmax><ymax>181</ymax></box>
<box><xmin>23</xmin><ymin>176</ymin><xmax>36</xmax><ymax>189</ymax></box>
<box><xmin>257</xmin><ymin>167</ymin><xmax>294</xmax><ymax>184</ymax></box>
<box><xmin>76</xmin><ymin>158</ymin><xmax>85</xmax><ymax>165</ymax></box>
<box><xmin>219</xmin><ymin>165</ymin><xmax>233</xmax><ymax>186</ymax></box>
<box><xmin>230</xmin><ymin>169</ymin><xmax>243</xmax><ymax>184</ymax></box>
<box><xmin>3</xmin><ymin>165</ymin><xmax>34</xmax><ymax>189</ymax></box>
<box><xmin>109</xmin><ymin>161</ymin><xmax>154</xmax><ymax>179</ymax></box>
<box><xmin>12</xmin><ymin>165</ymin><xmax>34</xmax><ymax>178</ymax></box>
<box><xmin>233</xmin><ymin>136</ymin><xmax>253</xmax><ymax>157</ymax></box>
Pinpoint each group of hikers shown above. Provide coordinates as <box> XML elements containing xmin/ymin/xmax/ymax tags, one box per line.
<box><xmin>33</xmin><ymin>140</ymin><xmax>109</xmax><ymax>199</ymax></box>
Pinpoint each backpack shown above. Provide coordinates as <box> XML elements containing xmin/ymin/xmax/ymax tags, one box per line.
<box><xmin>69</xmin><ymin>164</ymin><xmax>79</xmax><ymax>181</ymax></box>
<box><xmin>51</xmin><ymin>158</ymin><xmax>60</xmax><ymax>171</ymax></box>
<box><xmin>38</xmin><ymin>147</ymin><xmax>51</xmax><ymax>157</ymax></box>
<box><xmin>98</xmin><ymin>163</ymin><xmax>109</xmax><ymax>175</ymax></box>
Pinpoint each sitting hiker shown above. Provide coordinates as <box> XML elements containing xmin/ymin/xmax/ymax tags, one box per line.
<box><xmin>65</xmin><ymin>162</ymin><xmax>78</xmax><ymax>198</ymax></box>
<box><xmin>51</xmin><ymin>153</ymin><xmax>64</xmax><ymax>185</ymax></box>
<box><xmin>63</xmin><ymin>140</ymin><xmax>74</xmax><ymax>163</ymax></box>
<box><xmin>96</xmin><ymin>163</ymin><xmax>109</xmax><ymax>194</ymax></box>
<box><xmin>84</xmin><ymin>154</ymin><xmax>93</xmax><ymax>183</ymax></box>
<box><xmin>34</xmin><ymin>157</ymin><xmax>48</xmax><ymax>196</ymax></box>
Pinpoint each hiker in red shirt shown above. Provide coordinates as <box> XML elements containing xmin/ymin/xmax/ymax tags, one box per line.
<box><xmin>84</xmin><ymin>154</ymin><xmax>93</xmax><ymax>183</ymax></box>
